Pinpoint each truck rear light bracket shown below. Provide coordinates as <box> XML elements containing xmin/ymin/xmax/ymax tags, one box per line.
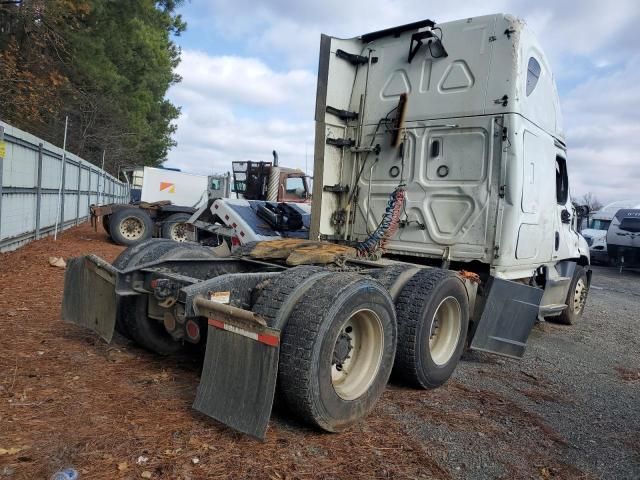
<box><xmin>335</xmin><ymin>49</ymin><xmax>369</xmax><ymax>65</ymax></box>
<box><xmin>326</xmin><ymin>137</ymin><xmax>355</xmax><ymax>148</ymax></box>
<box><xmin>323</xmin><ymin>184</ymin><xmax>349</xmax><ymax>193</ymax></box>
<box><xmin>326</xmin><ymin>105</ymin><xmax>358</xmax><ymax>121</ymax></box>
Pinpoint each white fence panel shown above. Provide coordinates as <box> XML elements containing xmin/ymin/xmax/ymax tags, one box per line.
<box><xmin>0</xmin><ymin>121</ymin><xmax>130</xmax><ymax>252</ymax></box>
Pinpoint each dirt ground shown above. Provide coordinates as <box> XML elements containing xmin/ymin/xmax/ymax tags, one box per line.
<box><xmin>0</xmin><ymin>224</ymin><xmax>638</xmax><ymax>479</ymax></box>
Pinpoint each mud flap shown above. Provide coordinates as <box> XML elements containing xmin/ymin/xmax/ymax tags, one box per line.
<box><xmin>193</xmin><ymin>319</ymin><xmax>280</xmax><ymax>440</ymax></box>
<box><xmin>470</xmin><ymin>277</ymin><xmax>544</xmax><ymax>359</ymax></box>
<box><xmin>62</xmin><ymin>255</ymin><xmax>118</xmax><ymax>342</ymax></box>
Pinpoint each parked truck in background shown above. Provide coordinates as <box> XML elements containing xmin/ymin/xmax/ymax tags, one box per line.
<box><xmin>92</xmin><ymin>166</ymin><xmax>215</xmax><ymax>245</ymax></box>
<box><xmin>581</xmin><ymin>201</ymin><xmax>640</xmax><ymax>264</ymax></box>
<box><xmin>188</xmin><ymin>151</ymin><xmax>312</xmax><ymax>247</ymax></box>
<box><xmin>607</xmin><ymin>208</ymin><xmax>640</xmax><ymax>269</ymax></box>
<box><xmin>208</xmin><ymin>172</ymin><xmax>232</xmax><ymax>200</ymax></box>
<box><xmin>63</xmin><ymin>14</ymin><xmax>590</xmax><ymax>439</ymax></box>
<box><xmin>231</xmin><ymin>151</ymin><xmax>311</xmax><ymax>203</ymax></box>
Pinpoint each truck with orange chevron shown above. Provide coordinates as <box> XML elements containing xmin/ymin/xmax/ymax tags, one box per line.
<box><xmin>93</xmin><ymin>152</ymin><xmax>310</xmax><ymax>246</ymax></box>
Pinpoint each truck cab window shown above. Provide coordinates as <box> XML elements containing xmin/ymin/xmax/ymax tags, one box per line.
<box><xmin>556</xmin><ymin>156</ymin><xmax>569</xmax><ymax>204</ymax></box>
<box><xmin>526</xmin><ymin>57</ymin><xmax>541</xmax><ymax>96</ymax></box>
<box><xmin>589</xmin><ymin>219</ymin><xmax>611</xmax><ymax>230</ymax></box>
<box><xmin>285</xmin><ymin>177</ymin><xmax>306</xmax><ymax>199</ymax></box>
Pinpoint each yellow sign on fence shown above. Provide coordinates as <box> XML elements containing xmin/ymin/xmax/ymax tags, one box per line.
<box><xmin>0</xmin><ymin>141</ymin><xmax>6</xmax><ymax>159</ymax></box>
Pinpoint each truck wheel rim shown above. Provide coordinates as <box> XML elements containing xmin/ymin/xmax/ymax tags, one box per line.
<box><xmin>429</xmin><ymin>296</ymin><xmax>462</xmax><ymax>366</ymax></box>
<box><xmin>170</xmin><ymin>223</ymin><xmax>188</xmax><ymax>242</ymax></box>
<box><xmin>573</xmin><ymin>278</ymin><xmax>587</xmax><ymax>314</ymax></box>
<box><xmin>331</xmin><ymin>309</ymin><xmax>384</xmax><ymax>401</ymax></box>
<box><xmin>120</xmin><ymin>217</ymin><xmax>145</xmax><ymax>240</ymax></box>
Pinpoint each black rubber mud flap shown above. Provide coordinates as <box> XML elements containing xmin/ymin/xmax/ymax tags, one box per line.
<box><xmin>62</xmin><ymin>255</ymin><xmax>118</xmax><ymax>342</ymax></box>
<box><xmin>470</xmin><ymin>277</ymin><xmax>543</xmax><ymax>359</ymax></box>
<box><xmin>193</xmin><ymin>319</ymin><xmax>280</xmax><ymax>440</ymax></box>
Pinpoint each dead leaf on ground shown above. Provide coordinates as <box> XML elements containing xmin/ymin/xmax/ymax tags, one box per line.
<box><xmin>48</xmin><ymin>256</ymin><xmax>66</xmax><ymax>268</ymax></box>
<box><xmin>0</xmin><ymin>447</ymin><xmax>23</xmax><ymax>455</ymax></box>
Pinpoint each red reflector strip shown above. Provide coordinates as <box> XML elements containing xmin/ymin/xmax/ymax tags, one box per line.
<box><xmin>208</xmin><ymin>318</ymin><xmax>279</xmax><ymax>346</ymax></box>
<box><xmin>209</xmin><ymin>319</ymin><xmax>224</xmax><ymax>329</ymax></box>
<box><xmin>257</xmin><ymin>333</ymin><xmax>279</xmax><ymax>347</ymax></box>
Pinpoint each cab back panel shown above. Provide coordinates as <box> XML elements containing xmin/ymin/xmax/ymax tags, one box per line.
<box><xmin>352</xmin><ymin>115</ymin><xmax>502</xmax><ymax>261</ymax></box>
<box><xmin>312</xmin><ymin>13</ymin><xmax>572</xmax><ymax>272</ymax></box>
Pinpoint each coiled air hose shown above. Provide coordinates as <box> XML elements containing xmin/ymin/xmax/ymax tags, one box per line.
<box><xmin>356</xmin><ymin>187</ymin><xmax>405</xmax><ymax>257</ymax></box>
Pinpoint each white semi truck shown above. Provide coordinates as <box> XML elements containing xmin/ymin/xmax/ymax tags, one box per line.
<box><xmin>581</xmin><ymin>201</ymin><xmax>640</xmax><ymax>264</ymax></box>
<box><xmin>63</xmin><ymin>14</ymin><xmax>590</xmax><ymax>439</ymax></box>
<box><xmin>606</xmin><ymin>208</ymin><xmax>640</xmax><ymax>269</ymax></box>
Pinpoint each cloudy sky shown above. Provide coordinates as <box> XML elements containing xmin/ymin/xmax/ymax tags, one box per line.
<box><xmin>166</xmin><ymin>0</ymin><xmax>640</xmax><ymax>204</ymax></box>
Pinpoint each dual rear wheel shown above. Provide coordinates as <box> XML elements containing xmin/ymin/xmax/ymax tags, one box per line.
<box><xmin>113</xmin><ymin>251</ymin><xmax>468</xmax><ymax>432</ymax></box>
<box><xmin>255</xmin><ymin>269</ymin><xmax>397</xmax><ymax>432</ymax></box>
<box><xmin>255</xmin><ymin>267</ymin><xmax>468</xmax><ymax>432</ymax></box>
<box><xmin>394</xmin><ymin>269</ymin><xmax>469</xmax><ymax>389</ymax></box>
<box><xmin>106</xmin><ymin>208</ymin><xmax>192</xmax><ymax>246</ymax></box>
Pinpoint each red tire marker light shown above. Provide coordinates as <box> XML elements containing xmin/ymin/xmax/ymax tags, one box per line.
<box><xmin>186</xmin><ymin>320</ymin><xmax>200</xmax><ymax>341</ymax></box>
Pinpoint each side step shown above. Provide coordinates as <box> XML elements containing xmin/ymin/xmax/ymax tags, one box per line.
<box><xmin>539</xmin><ymin>303</ymin><xmax>567</xmax><ymax>318</ymax></box>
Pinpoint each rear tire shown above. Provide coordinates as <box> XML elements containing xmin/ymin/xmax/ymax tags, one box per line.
<box><xmin>112</xmin><ymin>240</ymin><xmax>216</xmax><ymax>346</ymax></box>
<box><xmin>278</xmin><ymin>274</ymin><xmax>396</xmax><ymax>432</ymax></box>
<box><xmin>112</xmin><ymin>239</ymin><xmax>180</xmax><ymax>339</ymax></box>
<box><xmin>161</xmin><ymin>213</ymin><xmax>192</xmax><ymax>242</ymax></box>
<box><xmin>112</xmin><ymin>238</ymin><xmax>178</xmax><ymax>270</ymax></box>
<box><xmin>252</xmin><ymin>266</ymin><xmax>328</xmax><ymax>329</ymax></box>
<box><xmin>109</xmin><ymin>208</ymin><xmax>153</xmax><ymax>246</ymax></box>
<box><xmin>394</xmin><ymin>268</ymin><xmax>469</xmax><ymax>389</ymax></box>
<box><xmin>555</xmin><ymin>265</ymin><xmax>588</xmax><ymax>325</ymax></box>
<box><xmin>121</xmin><ymin>295</ymin><xmax>183</xmax><ymax>356</ymax></box>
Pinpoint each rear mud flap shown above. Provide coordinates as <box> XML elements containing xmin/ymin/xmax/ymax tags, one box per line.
<box><xmin>470</xmin><ymin>277</ymin><xmax>544</xmax><ymax>359</ymax></box>
<box><xmin>193</xmin><ymin>319</ymin><xmax>280</xmax><ymax>440</ymax></box>
<box><xmin>62</xmin><ymin>255</ymin><xmax>118</xmax><ymax>342</ymax></box>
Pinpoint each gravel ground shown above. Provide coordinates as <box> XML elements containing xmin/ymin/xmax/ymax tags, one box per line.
<box><xmin>0</xmin><ymin>225</ymin><xmax>638</xmax><ymax>479</ymax></box>
<box><xmin>427</xmin><ymin>264</ymin><xmax>640</xmax><ymax>479</ymax></box>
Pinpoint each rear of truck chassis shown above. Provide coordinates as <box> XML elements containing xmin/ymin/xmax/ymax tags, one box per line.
<box><xmin>63</xmin><ymin>237</ymin><xmax>544</xmax><ymax>439</ymax></box>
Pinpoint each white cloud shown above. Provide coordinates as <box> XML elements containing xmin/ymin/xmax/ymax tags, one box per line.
<box><xmin>166</xmin><ymin>51</ymin><xmax>315</xmax><ymax>175</ymax></box>
<box><xmin>166</xmin><ymin>111</ymin><xmax>314</xmax><ymax>175</ymax></box>
<box><xmin>198</xmin><ymin>0</ymin><xmax>639</xmax><ymax>72</ymax></box>
<box><xmin>562</xmin><ymin>56</ymin><xmax>640</xmax><ymax>203</ymax></box>
<box><xmin>174</xmin><ymin>50</ymin><xmax>315</xmax><ymax>108</ymax></box>
<box><xmin>169</xmin><ymin>1</ymin><xmax>640</xmax><ymax>205</ymax></box>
